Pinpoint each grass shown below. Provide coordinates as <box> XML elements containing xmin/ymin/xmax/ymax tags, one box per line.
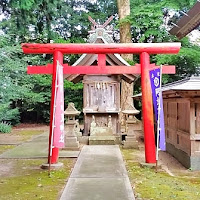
<box><xmin>15</xmin><ymin>130</ymin><xmax>45</xmax><ymax>141</ymax></box>
<box><xmin>121</xmin><ymin>149</ymin><xmax>200</xmax><ymax>200</ymax></box>
<box><xmin>0</xmin><ymin>158</ymin><xmax>75</xmax><ymax>200</ymax></box>
<box><xmin>0</xmin><ymin>125</ymin><xmax>74</xmax><ymax>199</ymax></box>
<box><xmin>0</xmin><ymin>145</ymin><xmax>16</xmax><ymax>154</ymax></box>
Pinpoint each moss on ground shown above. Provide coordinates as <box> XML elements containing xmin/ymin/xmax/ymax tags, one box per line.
<box><xmin>0</xmin><ymin>145</ymin><xmax>16</xmax><ymax>154</ymax></box>
<box><xmin>0</xmin><ymin>158</ymin><xmax>75</xmax><ymax>200</ymax></box>
<box><xmin>16</xmin><ymin>130</ymin><xmax>44</xmax><ymax>141</ymax></box>
<box><xmin>121</xmin><ymin>149</ymin><xmax>200</xmax><ymax>200</ymax></box>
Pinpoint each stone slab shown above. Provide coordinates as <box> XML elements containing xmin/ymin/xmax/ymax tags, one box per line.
<box><xmin>60</xmin><ymin>145</ymin><xmax>135</xmax><ymax>200</ymax></box>
<box><xmin>41</xmin><ymin>162</ymin><xmax>63</xmax><ymax>170</ymax></box>
<box><xmin>0</xmin><ymin>133</ymin><xmax>80</xmax><ymax>159</ymax></box>
<box><xmin>89</xmin><ymin>136</ymin><xmax>116</xmax><ymax>145</ymax></box>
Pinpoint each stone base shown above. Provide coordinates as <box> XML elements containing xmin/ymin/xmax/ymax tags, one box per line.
<box><xmin>41</xmin><ymin>162</ymin><xmax>63</xmax><ymax>170</ymax></box>
<box><xmin>138</xmin><ymin>144</ymin><xmax>144</xmax><ymax>151</ymax></box>
<box><xmin>166</xmin><ymin>142</ymin><xmax>200</xmax><ymax>170</ymax></box>
<box><xmin>64</xmin><ymin>136</ymin><xmax>80</xmax><ymax>150</ymax></box>
<box><xmin>77</xmin><ymin>136</ymin><xmax>89</xmax><ymax>145</ymax></box>
<box><xmin>62</xmin><ymin>147</ymin><xmax>80</xmax><ymax>151</ymax></box>
<box><xmin>140</xmin><ymin>162</ymin><xmax>157</xmax><ymax>169</ymax></box>
<box><xmin>114</xmin><ymin>135</ymin><xmax>121</xmax><ymax>144</ymax></box>
<box><xmin>122</xmin><ymin>136</ymin><xmax>138</xmax><ymax>149</ymax></box>
<box><xmin>89</xmin><ymin>136</ymin><xmax>116</xmax><ymax>145</ymax></box>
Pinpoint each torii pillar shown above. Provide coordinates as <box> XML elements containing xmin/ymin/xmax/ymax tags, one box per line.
<box><xmin>22</xmin><ymin>42</ymin><xmax>181</xmax><ymax>164</ymax></box>
<box><xmin>140</xmin><ymin>52</ymin><xmax>155</xmax><ymax>163</ymax></box>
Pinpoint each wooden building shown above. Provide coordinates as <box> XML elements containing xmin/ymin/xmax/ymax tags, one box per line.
<box><xmin>133</xmin><ymin>76</ymin><xmax>200</xmax><ymax>170</ymax></box>
<box><xmin>65</xmin><ymin>19</ymin><xmax>136</xmax><ymax>136</ymax></box>
<box><xmin>168</xmin><ymin>1</ymin><xmax>200</xmax><ymax>170</ymax></box>
<box><xmin>162</xmin><ymin>76</ymin><xmax>200</xmax><ymax>170</ymax></box>
<box><xmin>169</xmin><ymin>1</ymin><xmax>200</xmax><ymax>39</ymax></box>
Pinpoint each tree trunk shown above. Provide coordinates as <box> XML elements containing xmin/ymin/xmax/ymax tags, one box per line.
<box><xmin>117</xmin><ymin>0</ymin><xmax>133</xmax><ymax>111</ymax></box>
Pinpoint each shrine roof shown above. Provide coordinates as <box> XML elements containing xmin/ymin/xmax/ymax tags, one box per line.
<box><xmin>64</xmin><ymin>103</ymin><xmax>80</xmax><ymax>115</ymax></box>
<box><xmin>64</xmin><ymin>17</ymin><xmax>137</xmax><ymax>83</ymax></box>
<box><xmin>169</xmin><ymin>1</ymin><xmax>200</xmax><ymax>39</ymax></box>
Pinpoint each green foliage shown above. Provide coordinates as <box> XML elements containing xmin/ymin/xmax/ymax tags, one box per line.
<box><xmin>0</xmin><ymin>103</ymin><xmax>19</xmax><ymax>124</ymax></box>
<box><xmin>128</xmin><ymin>0</ymin><xmax>197</xmax><ymax>43</ymax></box>
<box><xmin>130</xmin><ymin>1</ymin><xmax>164</xmax><ymax>42</ymax></box>
<box><xmin>0</xmin><ymin>0</ymin><xmax>117</xmax><ymax>43</ymax></box>
<box><xmin>0</xmin><ymin>122</ymin><xmax>12</xmax><ymax>133</ymax></box>
<box><xmin>128</xmin><ymin>0</ymin><xmax>200</xmax><ymax>86</ymax></box>
<box><xmin>156</xmin><ymin>38</ymin><xmax>200</xmax><ymax>82</ymax></box>
<box><xmin>64</xmin><ymin>81</ymin><xmax>83</xmax><ymax>120</ymax></box>
<box><xmin>0</xmin><ymin>35</ymin><xmax>51</xmax><ymax>123</ymax></box>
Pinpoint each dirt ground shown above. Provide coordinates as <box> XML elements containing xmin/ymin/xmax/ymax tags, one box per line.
<box><xmin>134</xmin><ymin>133</ymin><xmax>199</xmax><ymax>178</ymax></box>
<box><xmin>0</xmin><ymin>124</ymin><xmax>49</xmax><ymax>177</ymax></box>
<box><xmin>0</xmin><ymin>123</ymin><xmax>49</xmax><ymax>145</ymax></box>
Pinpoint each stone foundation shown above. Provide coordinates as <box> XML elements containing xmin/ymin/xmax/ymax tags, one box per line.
<box><xmin>89</xmin><ymin>136</ymin><xmax>116</xmax><ymax>145</ymax></box>
<box><xmin>166</xmin><ymin>142</ymin><xmax>200</xmax><ymax>170</ymax></box>
<box><xmin>122</xmin><ymin>136</ymin><xmax>138</xmax><ymax>149</ymax></box>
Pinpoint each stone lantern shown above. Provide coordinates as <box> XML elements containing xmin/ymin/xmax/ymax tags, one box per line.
<box><xmin>64</xmin><ymin>103</ymin><xmax>81</xmax><ymax>150</ymax></box>
<box><xmin>122</xmin><ymin>105</ymin><xmax>140</xmax><ymax>149</ymax></box>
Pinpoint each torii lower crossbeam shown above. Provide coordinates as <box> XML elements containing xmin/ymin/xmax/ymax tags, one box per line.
<box><xmin>22</xmin><ymin>42</ymin><xmax>181</xmax><ymax>164</ymax></box>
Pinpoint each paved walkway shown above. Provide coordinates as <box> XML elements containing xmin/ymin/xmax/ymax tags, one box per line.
<box><xmin>0</xmin><ymin>133</ymin><xmax>79</xmax><ymax>159</ymax></box>
<box><xmin>60</xmin><ymin>145</ymin><xmax>135</xmax><ymax>200</ymax></box>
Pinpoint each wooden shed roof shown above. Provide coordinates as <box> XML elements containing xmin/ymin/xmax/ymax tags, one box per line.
<box><xmin>169</xmin><ymin>1</ymin><xmax>200</xmax><ymax>39</ymax></box>
<box><xmin>133</xmin><ymin>76</ymin><xmax>200</xmax><ymax>99</ymax></box>
<box><xmin>161</xmin><ymin>76</ymin><xmax>200</xmax><ymax>91</ymax></box>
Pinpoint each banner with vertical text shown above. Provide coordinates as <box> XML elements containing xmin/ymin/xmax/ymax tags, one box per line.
<box><xmin>149</xmin><ymin>68</ymin><xmax>166</xmax><ymax>151</ymax></box>
<box><xmin>53</xmin><ymin>61</ymin><xmax>65</xmax><ymax>148</ymax></box>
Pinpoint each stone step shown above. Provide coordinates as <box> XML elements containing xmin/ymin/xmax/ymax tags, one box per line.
<box><xmin>123</xmin><ymin>141</ymin><xmax>138</xmax><ymax>149</ymax></box>
<box><xmin>138</xmin><ymin>144</ymin><xmax>144</xmax><ymax>151</ymax></box>
<box><xmin>89</xmin><ymin>136</ymin><xmax>116</xmax><ymax>145</ymax></box>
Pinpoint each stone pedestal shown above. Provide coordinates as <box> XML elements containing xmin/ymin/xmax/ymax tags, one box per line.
<box><xmin>123</xmin><ymin>121</ymin><xmax>138</xmax><ymax>149</ymax></box>
<box><xmin>64</xmin><ymin>121</ymin><xmax>80</xmax><ymax>150</ymax></box>
<box><xmin>122</xmin><ymin>106</ymin><xmax>140</xmax><ymax>149</ymax></box>
<box><xmin>89</xmin><ymin>115</ymin><xmax>116</xmax><ymax>145</ymax></box>
<box><xmin>123</xmin><ymin>136</ymin><xmax>138</xmax><ymax>149</ymax></box>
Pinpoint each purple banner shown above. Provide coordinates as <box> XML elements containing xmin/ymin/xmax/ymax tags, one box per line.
<box><xmin>149</xmin><ymin>68</ymin><xmax>166</xmax><ymax>151</ymax></box>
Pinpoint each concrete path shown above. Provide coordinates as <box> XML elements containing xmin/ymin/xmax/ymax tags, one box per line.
<box><xmin>0</xmin><ymin>133</ymin><xmax>79</xmax><ymax>159</ymax></box>
<box><xmin>60</xmin><ymin>145</ymin><xmax>135</xmax><ymax>200</ymax></box>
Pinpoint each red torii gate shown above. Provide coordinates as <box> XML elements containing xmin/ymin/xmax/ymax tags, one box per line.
<box><xmin>22</xmin><ymin>43</ymin><xmax>181</xmax><ymax>164</ymax></box>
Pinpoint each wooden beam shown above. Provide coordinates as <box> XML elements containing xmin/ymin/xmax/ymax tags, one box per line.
<box><xmin>22</xmin><ymin>43</ymin><xmax>181</xmax><ymax>55</ymax></box>
<box><xmin>27</xmin><ymin>63</ymin><xmax>175</xmax><ymax>75</ymax></box>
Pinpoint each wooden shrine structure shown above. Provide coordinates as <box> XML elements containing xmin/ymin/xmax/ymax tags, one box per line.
<box><xmin>21</xmin><ymin>16</ymin><xmax>181</xmax><ymax>165</ymax></box>
<box><xmin>65</xmin><ymin>16</ymin><xmax>136</xmax><ymax>136</ymax></box>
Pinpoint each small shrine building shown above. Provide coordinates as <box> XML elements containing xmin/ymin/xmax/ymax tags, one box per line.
<box><xmin>65</xmin><ymin>18</ymin><xmax>137</xmax><ymax>137</ymax></box>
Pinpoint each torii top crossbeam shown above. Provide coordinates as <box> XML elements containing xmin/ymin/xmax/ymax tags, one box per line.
<box><xmin>22</xmin><ymin>43</ymin><xmax>181</xmax><ymax>54</ymax></box>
